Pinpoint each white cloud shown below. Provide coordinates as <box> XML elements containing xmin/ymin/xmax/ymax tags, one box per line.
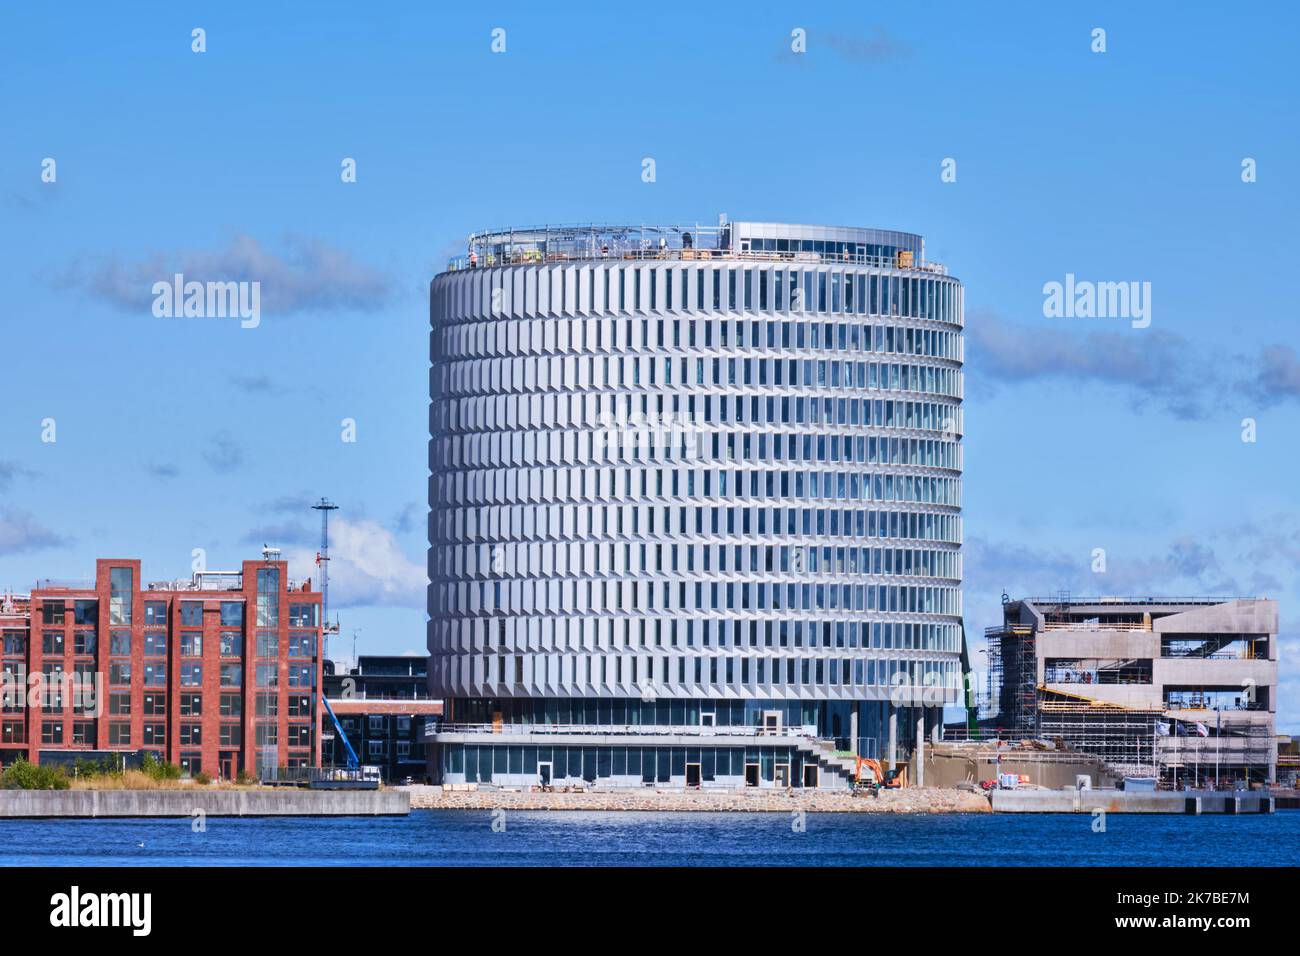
<box><xmin>287</xmin><ymin>518</ymin><xmax>424</xmax><ymax>610</ymax></box>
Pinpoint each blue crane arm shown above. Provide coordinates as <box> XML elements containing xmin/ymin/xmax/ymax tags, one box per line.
<box><xmin>321</xmin><ymin>695</ymin><xmax>360</xmax><ymax>769</ymax></box>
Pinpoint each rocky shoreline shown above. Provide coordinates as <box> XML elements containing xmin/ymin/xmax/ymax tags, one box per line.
<box><xmin>402</xmin><ymin>785</ymin><xmax>990</xmax><ymax>813</ymax></box>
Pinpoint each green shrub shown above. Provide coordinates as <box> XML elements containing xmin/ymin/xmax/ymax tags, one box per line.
<box><xmin>2</xmin><ymin>759</ymin><xmax>70</xmax><ymax>790</ymax></box>
<box><xmin>193</xmin><ymin>771</ymin><xmax>212</xmax><ymax>785</ymax></box>
<box><xmin>139</xmin><ymin>753</ymin><xmax>182</xmax><ymax>781</ymax></box>
<box><xmin>71</xmin><ymin>757</ymin><xmax>120</xmax><ymax>779</ymax></box>
<box><xmin>236</xmin><ymin>769</ymin><xmax>255</xmax><ymax>785</ymax></box>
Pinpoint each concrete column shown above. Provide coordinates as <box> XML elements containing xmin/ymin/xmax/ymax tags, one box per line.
<box><xmin>849</xmin><ymin>709</ymin><xmax>859</xmax><ymax>757</ymax></box>
<box><xmin>931</xmin><ymin>714</ymin><xmax>940</xmax><ymax>745</ymax></box>
<box><xmin>887</xmin><ymin>705</ymin><xmax>897</xmax><ymax>771</ymax></box>
<box><xmin>915</xmin><ymin>712</ymin><xmax>926</xmax><ymax>788</ymax></box>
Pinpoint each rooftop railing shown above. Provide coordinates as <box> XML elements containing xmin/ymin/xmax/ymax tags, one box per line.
<box><xmin>1022</xmin><ymin>596</ymin><xmax>1255</xmax><ymax>606</ymax></box>
<box><xmin>446</xmin><ymin>223</ymin><xmax>945</xmax><ymax>275</ymax></box>
<box><xmin>428</xmin><ymin>722</ymin><xmax>819</xmax><ymax>739</ymax></box>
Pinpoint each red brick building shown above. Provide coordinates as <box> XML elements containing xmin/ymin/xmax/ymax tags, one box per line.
<box><xmin>0</xmin><ymin>553</ymin><xmax>322</xmax><ymax>778</ymax></box>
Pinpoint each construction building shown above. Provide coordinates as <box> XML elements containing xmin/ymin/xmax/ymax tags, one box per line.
<box><xmin>321</xmin><ymin>656</ymin><xmax>442</xmax><ymax>782</ymax></box>
<box><xmin>985</xmin><ymin>596</ymin><xmax>1277</xmax><ymax>785</ymax></box>
<box><xmin>0</xmin><ymin>552</ymin><xmax>323</xmax><ymax>778</ymax></box>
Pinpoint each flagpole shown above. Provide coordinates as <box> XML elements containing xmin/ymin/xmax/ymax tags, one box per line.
<box><xmin>1215</xmin><ymin>707</ymin><xmax>1221</xmax><ymax>789</ymax></box>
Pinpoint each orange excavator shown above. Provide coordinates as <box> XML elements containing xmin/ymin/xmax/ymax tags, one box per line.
<box><xmin>852</xmin><ymin>756</ymin><xmax>906</xmax><ymax>791</ymax></box>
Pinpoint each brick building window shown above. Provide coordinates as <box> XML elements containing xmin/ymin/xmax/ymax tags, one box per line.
<box><xmin>179</xmin><ymin>602</ymin><xmax>203</xmax><ymax>627</ymax></box>
<box><xmin>74</xmin><ymin>632</ymin><xmax>96</xmax><ymax>656</ymax></box>
<box><xmin>144</xmin><ymin>601</ymin><xmax>167</xmax><ymax>626</ymax></box>
<box><xmin>143</xmin><ymin>663</ymin><xmax>166</xmax><ymax>686</ymax></box>
<box><xmin>73</xmin><ymin>600</ymin><xmax>97</xmax><ymax>625</ymax></box>
<box><xmin>220</xmin><ymin>723</ymin><xmax>240</xmax><ymax>746</ymax></box>
<box><xmin>108</xmin><ymin>722</ymin><xmax>130</xmax><ymax>745</ymax></box>
<box><xmin>143</xmin><ymin>632</ymin><xmax>166</xmax><ymax>656</ymax></box>
<box><xmin>180</xmin><ymin>693</ymin><xmax>201</xmax><ymax>716</ymax></box>
<box><xmin>109</xmin><ymin>693</ymin><xmax>131</xmax><ymax>716</ymax></box>
<box><xmin>219</xmin><ymin>632</ymin><xmax>242</xmax><ymax>656</ymax></box>
<box><xmin>180</xmin><ymin>723</ymin><xmax>201</xmax><ymax>746</ymax></box>
<box><xmin>108</xmin><ymin>568</ymin><xmax>133</xmax><ymax>625</ymax></box>
<box><xmin>220</xmin><ymin>602</ymin><xmax>243</xmax><ymax>626</ymax></box>
<box><xmin>42</xmin><ymin>632</ymin><xmax>63</xmax><ymax>655</ymax></box>
<box><xmin>220</xmin><ymin>693</ymin><xmax>241</xmax><ymax>717</ymax></box>
<box><xmin>142</xmin><ymin>693</ymin><xmax>166</xmax><ymax>716</ymax></box>
<box><xmin>72</xmin><ymin>721</ymin><xmax>95</xmax><ymax>745</ymax></box>
<box><xmin>180</xmin><ymin>632</ymin><xmax>202</xmax><ymax>657</ymax></box>
<box><xmin>180</xmin><ymin>663</ymin><xmax>202</xmax><ymax>686</ymax></box>
<box><xmin>41</xmin><ymin>601</ymin><xmax>65</xmax><ymax>625</ymax></box>
<box><xmin>288</xmin><ymin>633</ymin><xmax>315</xmax><ymax>657</ymax></box>
<box><xmin>256</xmin><ymin>568</ymin><xmax>280</xmax><ymax>627</ymax></box>
<box><xmin>2</xmin><ymin>721</ymin><xmax>26</xmax><ymax>743</ymax></box>
<box><xmin>288</xmin><ymin>604</ymin><xmax>317</xmax><ymax>627</ymax></box>
<box><xmin>256</xmin><ymin>693</ymin><xmax>277</xmax><ymax>717</ymax></box>
<box><xmin>41</xmin><ymin>720</ymin><xmax>64</xmax><ymax>745</ymax></box>
<box><xmin>220</xmin><ymin>664</ymin><xmax>242</xmax><ymax>687</ymax></box>
<box><xmin>287</xmin><ymin>724</ymin><xmax>311</xmax><ymax>748</ymax></box>
<box><xmin>109</xmin><ymin>663</ymin><xmax>131</xmax><ymax>686</ymax></box>
<box><xmin>109</xmin><ymin>631</ymin><xmax>131</xmax><ymax>655</ymax></box>
<box><xmin>142</xmin><ymin>723</ymin><xmax>166</xmax><ymax>746</ymax></box>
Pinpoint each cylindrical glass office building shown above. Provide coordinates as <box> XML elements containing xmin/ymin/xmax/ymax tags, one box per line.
<box><xmin>428</xmin><ymin>221</ymin><xmax>962</xmax><ymax>788</ymax></box>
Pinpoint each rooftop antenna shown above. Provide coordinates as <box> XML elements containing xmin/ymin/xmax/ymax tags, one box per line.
<box><xmin>312</xmin><ymin>497</ymin><xmax>341</xmax><ymax>658</ymax></box>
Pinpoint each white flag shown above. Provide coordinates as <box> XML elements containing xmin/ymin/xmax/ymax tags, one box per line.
<box><xmin>1195</xmin><ymin>722</ymin><xmax>1209</xmax><ymax>737</ymax></box>
<box><xmin>1155</xmin><ymin>721</ymin><xmax>1171</xmax><ymax>736</ymax></box>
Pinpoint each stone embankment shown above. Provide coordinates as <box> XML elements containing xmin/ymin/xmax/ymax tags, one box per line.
<box><xmin>0</xmin><ymin>789</ymin><xmax>409</xmax><ymax>817</ymax></box>
<box><xmin>404</xmin><ymin>785</ymin><xmax>990</xmax><ymax>813</ymax></box>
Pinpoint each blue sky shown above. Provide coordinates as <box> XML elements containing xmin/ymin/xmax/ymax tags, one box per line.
<box><xmin>1</xmin><ymin>2</ymin><xmax>1297</xmax><ymax>730</ymax></box>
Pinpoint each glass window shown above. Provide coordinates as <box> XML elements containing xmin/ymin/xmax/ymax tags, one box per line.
<box><xmin>220</xmin><ymin>602</ymin><xmax>244</xmax><ymax>626</ymax></box>
<box><xmin>288</xmin><ymin>633</ymin><xmax>315</xmax><ymax>658</ymax></box>
<box><xmin>180</xmin><ymin>632</ymin><xmax>202</xmax><ymax>656</ymax></box>
<box><xmin>288</xmin><ymin>604</ymin><xmax>317</xmax><ymax>628</ymax></box>
<box><xmin>180</xmin><ymin>663</ymin><xmax>202</xmax><ymax>687</ymax></box>
<box><xmin>179</xmin><ymin>602</ymin><xmax>203</xmax><ymax>626</ymax></box>
<box><xmin>256</xmin><ymin>568</ymin><xmax>280</xmax><ymax>626</ymax></box>
<box><xmin>73</xmin><ymin>600</ymin><xmax>97</xmax><ymax>625</ymax></box>
<box><xmin>41</xmin><ymin>601</ymin><xmax>65</xmax><ymax>625</ymax></box>
<box><xmin>220</xmin><ymin>632</ymin><xmax>243</xmax><ymax>657</ymax></box>
<box><xmin>144</xmin><ymin>601</ymin><xmax>167</xmax><ymax>625</ymax></box>
<box><xmin>109</xmin><ymin>568</ymin><xmax>133</xmax><ymax>624</ymax></box>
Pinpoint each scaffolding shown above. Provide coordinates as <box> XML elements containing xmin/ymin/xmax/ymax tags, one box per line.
<box><xmin>1039</xmin><ymin>696</ymin><xmax>1163</xmax><ymax>778</ymax></box>
<box><xmin>984</xmin><ymin>624</ymin><xmax>1037</xmax><ymax>730</ymax></box>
